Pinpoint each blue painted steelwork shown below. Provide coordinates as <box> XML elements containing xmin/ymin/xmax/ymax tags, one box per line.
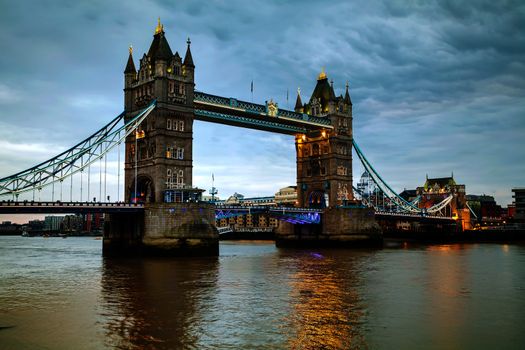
<box><xmin>195</xmin><ymin>109</ymin><xmax>308</xmax><ymax>134</ymax></box>
<box><xmin>194</xmin><ymin>91</ymin><xmax>332</xmax><ymax>127</ymax></box>
<box><xmin>352</xmin><ymin>140</ymin><xmax>454</xmax><ymax>216</ymax></box>
<box><xmin>215</xmin><ymin>206</ymin><xmax>322</xmax><ymax>224</ymax></box>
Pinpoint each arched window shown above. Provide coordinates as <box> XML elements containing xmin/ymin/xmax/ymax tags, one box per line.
<box><xmin>179</xmin><ymin>120</ymin><xmax>184</xmax><ymax>131</ymax></box>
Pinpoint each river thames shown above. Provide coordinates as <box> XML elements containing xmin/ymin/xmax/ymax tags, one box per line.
<box><xmin>0</xmin><ymin>236</ymin><xmax>524</xmax><ymax>349</ymax></box>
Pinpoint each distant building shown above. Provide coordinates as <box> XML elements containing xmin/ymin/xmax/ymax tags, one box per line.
<box><xmin>274</xmin><ymin>186</ymin><xmax>297</xmax><ymax>206</ymax></box>
<box><xmin>512</xmin><ymin>188</ymin><xmax>525</xmax><ymax>221</ymax></box>
<box><xmin>416</xmin><ymin>175</ymin><xmax>471</xmax><ymax>230</ymax></box>
<box><xmin>0</xmin><ymin>221</ymin><xmax>21</xmax><ymax>235</ymax></box>
<box><xmin>507</xmin><ymin>203</ymin><xmax>516</xmax><ymax>219</ymax></box>
<box><xmin>84</xmin><ymin>213</ymin><xmax>104</xmax><ymax>232</ymax></box>
<box><xmin>27</xmin><ymin>220</ymin><xmax>45</xmax><ymax>232</ymax></box>
<box><xmin>466</xmin><ymin>195</ymin><xmax>503</xmax><ymax>223</ymax></box>
<box><xmin>63</xmin><ymin>214</ymin><xmax>84</xmax><ymax>232</ymax></box>
<box><xmin>399</xmin><ymin>189</ymin><xmax>418</xmax><ymax>202</ymax></box>
<box><xmin>220</xmin><ymin>193</ymin><xmax>275</xmax><ymax>207</ymax></box>
<box><xmin>356</xmin><ymin>171</ymin><xmax>376</xmax><ymax>198</ymax></box>
<box><xmin>224</xmin><ymin>192</ymin><xmax>245</xmax><ymax>205</ymax></box>
<box><xmin>44</xmin><ymin>216</ymin><xmax>64</xmax><ymax>231</ymax></box>
<box><xmin>201</xmin><ymin>195</ymin><xmax>220</xmax><ymax>202</ymax></box>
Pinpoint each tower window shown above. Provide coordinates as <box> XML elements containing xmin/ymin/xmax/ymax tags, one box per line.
<box><xmin>312</xmin><ymin>143</ymin><xmax>320</xmax><ymax>156</ymax></box>
<box><xmin>179</xmin><ymin>120</ymin><xmax>184</xmax><ymax>131</ymax></box>
<box><xmin>167</xmin><ymin>119</ymin><xmax>172</xmax><ymax>130</ymax></box>
<box><xmin>166</xmin><ymin>146</ymin><xmax>173</xmax><ymax>158</ymax></box>
<box><xmin>176</xmin><ymin>170</ymin><xmax>184</xmax><ymax>185</ymax></box>
<box><xmin>177</xmin><ymin>148</ymin><xmax>184</xmax><ymax>160</ymax></box>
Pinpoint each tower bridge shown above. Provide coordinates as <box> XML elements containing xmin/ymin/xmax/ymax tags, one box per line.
<box><xmin>0</xmin><ymin>20</ymin><xmax>464</xmax><ymax>255</ymax></box>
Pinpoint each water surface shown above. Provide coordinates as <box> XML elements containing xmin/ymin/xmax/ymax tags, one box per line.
<box><xmin>1</xmin><ymin>237</ymin><xmax>524</xmax><ymax>349</ymax></box>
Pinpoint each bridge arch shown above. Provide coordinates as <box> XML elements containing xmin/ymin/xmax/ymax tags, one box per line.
<box><xmin>308</xmin><ymin>190</ymin><xmax>327</xmax><ymax>209</ymax></box>
<box><xmin>129</xmin><ymin>175</ymin><xmax>155</xmax><ymax>203</ymax></box>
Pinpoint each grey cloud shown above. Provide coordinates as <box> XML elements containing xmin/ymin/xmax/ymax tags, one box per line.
<box><xmin>0</xmin><ymin>0</ymin><xmax>523</xmax><ymax>205</ymax></box>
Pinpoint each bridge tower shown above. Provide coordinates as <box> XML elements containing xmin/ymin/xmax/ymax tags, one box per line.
<box><xmin>295</xmin><ymin>70</ymin><xmax>354</xmax><ymax>209</ymax></box>
<box><xmin>276</xmin><ymin>71</ymin><xmax>381</xmax><ymax>247</ymax></box>
<box><xmin>104</xmin><ymin>20</ymin><xmax>218</xmax><ymax>256</ymax></box>
<box><xmin>123</xmin><ymin>19</ymin><xmax>195</xmax><ymax>203</ymax></box>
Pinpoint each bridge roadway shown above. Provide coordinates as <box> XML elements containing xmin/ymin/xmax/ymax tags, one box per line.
<box><xmin>0</xmin><ymin>201</ymin><xmax>322</xmax><ymax>223</ymax></box>
<box><xmin>0</xmin><ymin>201</ymin><xmax>144</xmax><ymax>214</ymax></box>
<box><xmin>0</xmin><ymin>201</ymin><xmax>455</xmax><ymax>224</ymax></box>
<box><xmin>375</xmin><ymin>211</ymin><xmax>456</xmax><ymax>222</ymax></box>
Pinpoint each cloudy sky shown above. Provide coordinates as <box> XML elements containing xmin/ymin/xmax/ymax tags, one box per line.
<box><xmin>0</xmin><ymin>0</ymin><xmax>524</xmax><ymax>222</ymax></box>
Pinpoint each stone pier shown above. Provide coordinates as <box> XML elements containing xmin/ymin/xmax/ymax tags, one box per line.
<box><xmin>103</xmin><ymin>203</ymin><xmax>219</xmax><ymax>257</ymax></box>
<box><xmin>275</xmin><ymin>207</ymin><xmax>382</xmax><ymax>247</ymax></box>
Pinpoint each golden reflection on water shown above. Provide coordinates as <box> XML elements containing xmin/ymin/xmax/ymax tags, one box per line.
<box><xmin>285</xmin><ymin>252</ymin><xmax>367</xmax><ymax>350</ymax></box>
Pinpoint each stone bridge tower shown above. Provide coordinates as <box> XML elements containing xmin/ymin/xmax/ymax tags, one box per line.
<box><xmin>295</xmin><ymin>70</ymin><xmax>354</xmax><ymax>209</ymax></box>
<box><xmin>104</xmin><ymin>20</ymin><xmax>218</xmax><ymax>257</ymax></box>
<box><xmin>277</xmin><ymin>70</ymin><xmax>381</xmax><ymax>247</ymax></box>
<box><xmin>123</xmin><ymin>19</ymin><xmax>195</xmax><ymax>204</ymax></box>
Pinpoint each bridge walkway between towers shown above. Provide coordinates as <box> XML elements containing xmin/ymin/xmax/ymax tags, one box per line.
<box><xmin>193</xmin><ymin>91</ymin><xmax>333</xmax><ymax>135</ymax></box>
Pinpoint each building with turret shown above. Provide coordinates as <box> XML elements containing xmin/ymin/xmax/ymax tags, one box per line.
<box><xmin>294</xmin><ymin>70</ymin><xmax>354</xmax><ymax>208</ymax></box>
<box><xmin>416</xmin><ymin>175</ymin><xmax>471</xmax><ymax>230</ymax></box>
<box><xmin>123</xmin><ymin>18</ymin><xmax>197</xmax><ymax>204</ymax></box>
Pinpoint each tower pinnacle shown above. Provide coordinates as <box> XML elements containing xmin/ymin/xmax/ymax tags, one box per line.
<box><xmin>318</xmin><ymin>67</ymin><xmax>327</xmax><ymax>80</ymax></box>
<box><xmin>155</xmin><ymin>17</ymin><xmax>164</xmax><ymax>35</ymax></box>
<box><xmin>183</xmin><ymin>36</ymin><xmax>194</xmax><ymax>67</ymax></box>
<box><xmin>124</xmin><ymin>44</ymin><xmax>136</xmax><ymax>74</ymax></box>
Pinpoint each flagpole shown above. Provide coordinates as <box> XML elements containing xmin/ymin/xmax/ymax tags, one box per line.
<box><xmin>134</xmin><ymin>127</ymin><xmax>138</xmax><ymax>204</ymax></box>
<box><xmin>251</xmin><ymin>80</ymin><xmax>253</xmax><ymax>103</ymax></box>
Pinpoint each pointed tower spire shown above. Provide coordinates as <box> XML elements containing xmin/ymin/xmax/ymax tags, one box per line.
<box><xmin>329</xmin><ymin>79</ymin><xmax>336</xmax><ymax>100</ymax></box>
<box><xmin>183</xmin><ymin>37</ymin><xmax>194</xmax><ymax>67</ymax></box>
<box><xmin>294</xmin><ymin>87</ymin><xmax>303</xmax><ymax>113</ymax></box>
<box><xmin>124</xmin><ymin>45</ymin><xmax>136</xmax><ymax>73</ymax></box>
<box><xmin>344</xmin><ymin>81</ymin><xmax>352</xmax><ymax>105</ymax></box>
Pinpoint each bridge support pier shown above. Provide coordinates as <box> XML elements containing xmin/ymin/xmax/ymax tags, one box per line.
<box><xmin>275</xmin><ymin>207</ymin><xmax>382</xmax><ymax>247</ymax></box>
<box><xmin>103</xmin><ymin>203</ymin><xmax>219</xmax><ymax>257</ymax></box>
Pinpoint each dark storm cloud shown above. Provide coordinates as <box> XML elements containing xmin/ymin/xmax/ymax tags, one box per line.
<box><xmin>0</xmin><ymin>0</ymin><xmax>523</xmax><ymax>205</ymax></box>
